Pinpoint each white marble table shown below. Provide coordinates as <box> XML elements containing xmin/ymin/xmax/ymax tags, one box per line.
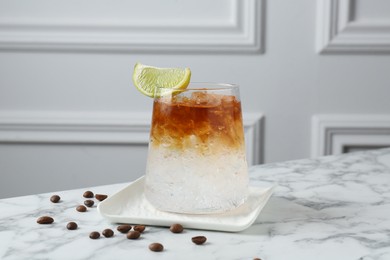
<box><xmin>1</xmin><ymin>148</ymin><xmax>390</xmax><ymax>260</ymax></box>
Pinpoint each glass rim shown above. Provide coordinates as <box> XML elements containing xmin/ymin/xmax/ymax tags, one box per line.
<box><xmin>156</xmin><ymin>82</ymin><xmax>239</xmax><ymax>91</ymax></box>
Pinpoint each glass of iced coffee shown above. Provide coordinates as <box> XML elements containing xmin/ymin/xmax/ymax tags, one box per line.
<box><xmin>144</xmin><ymin>83</ymin><xmax>249</xmax><ymax>214</ymax></box>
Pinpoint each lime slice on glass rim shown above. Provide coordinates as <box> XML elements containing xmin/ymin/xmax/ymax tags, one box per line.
<box><xmin>132</xmin><ymin>63</ymin><xmax>191</xmax><ymax>97</ymax></box>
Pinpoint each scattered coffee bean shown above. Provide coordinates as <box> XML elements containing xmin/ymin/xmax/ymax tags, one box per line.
<box><xmin>37</xmin><ymin>216</ymin><xmax>54</xmax><ymax>224</ymax></box>
<box><xmin>253</xmin><ymin>258</ymin><xmax>262</xmax><ymax>260</ymax></box>
<box><xmin>66</xmin><ymin>222</ymin><xmax>78</xmax><ymax>230</ymax></box>
<box><xmin>83</xmin><ymin>190</ymin><xmax>94</xmax><ymax>198</ymax></box>
<box><xmin>191</xmin><ymin>236</ymin><xmax>207</xmax><ymax>245</ymax></box>
<box><xmin>89</xmin><ymin>231</ymin><xmax>100</xmax><ymax>239</ymax></box>
<box><xmin>126</xmin><ymin>231</ymin><xmax>141</xmax><ymax>239</ymax></box>
<box><xmin>149</xmin><ymin>243</ymin><xmax>164</xmax><ymax>252</ymax></box>
<box><xmin>95</xmin><ymin>194</ymin><xmax>108</xmax><ymax>201</ymax></box>
<box><xmin>102</xmin><ymin>228</ymin><xmax>114</xmax><ymax>238</ymax></box>
<box><xmin>50</xmin><ymin>195</ymin><xmax>60</xmax><ymax>203</ymax></box>
<box><xmin>170</xmin><ymin>223</ymin><xmax>183</xmax><ymax>233</ymax></box>
<box><xmin>117</xmin><ymin>225</ymin><xmax>132</xmax><ymax>233</ymax></box>
<box><xmin>76</xmin><ymin>205</ymin><xmax>87</xmax><ymax>212</ymax></box>
<box><xmin>84</xmin><ymin>200</ymin><xmax>94</xmax><ymax>207</ymax></box>
<box><xmin>133</xmin><ymin>225</ymin><xmax>145</xmax><ymax>233</ymax></box>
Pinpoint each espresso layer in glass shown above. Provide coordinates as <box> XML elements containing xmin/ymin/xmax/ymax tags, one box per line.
<box><xmin>145</xmin><ymin>91</ymin><xmax>248</xmax><ymax>214</ymax></box>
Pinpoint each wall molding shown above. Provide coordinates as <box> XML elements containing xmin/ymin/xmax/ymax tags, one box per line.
<box><xmin>243</xmin><ymin>112</ymin><xmax>264</xmax><ymax>165</ymax></box>
<box><xmin>0</xmin><ymin>0</ymin><xmax>264</xmax><ymax>53</ymax></box>
<box><xmin>311</xmin><ymin>114</ymin><xmax>390</xmax><ymax>157</ymax></box>
<box><xmin>0</xmin><ymin>111</ymin><xmax>264</xmax><ymax>165</ymax></box>
<box><xmin>316</xmin><ymin>0</ymin><xmax>390</xmax><ymax>54</ymax></box>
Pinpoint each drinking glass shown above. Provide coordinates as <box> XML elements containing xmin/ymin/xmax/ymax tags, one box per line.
<box><xmin>144</xmin><ymin>83</ymin><xmax>249</xmax><ymax>214</ymax></box>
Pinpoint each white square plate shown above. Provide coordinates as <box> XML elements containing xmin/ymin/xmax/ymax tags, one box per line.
<box><xmin>98</xmin><ymin>176</ymin><xmax>274</xmax><ymax>232</ymax></box>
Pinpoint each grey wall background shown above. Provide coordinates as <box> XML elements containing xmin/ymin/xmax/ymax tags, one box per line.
<box><xmin>1</xmin><ymin>0</ymin><xmax>390</xmax><ymax>198</ymax></box>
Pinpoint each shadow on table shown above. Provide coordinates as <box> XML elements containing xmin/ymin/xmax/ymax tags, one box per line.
<box><xmin>240</xmin><ymin>196</ymin><xmax>330</xmax><ymax>236</ymax></box>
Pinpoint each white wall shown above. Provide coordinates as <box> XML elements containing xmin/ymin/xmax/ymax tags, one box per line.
<box><xmin>1</xmin><ymin>0</ymin><xmax>390</xmax><ymax>198</ymax></box>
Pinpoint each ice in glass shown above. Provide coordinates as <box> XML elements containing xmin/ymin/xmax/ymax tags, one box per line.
<box><xmin>144</xmin><ymin>83</ymin><xmax>249</xmax><ymax>214</ymax></box>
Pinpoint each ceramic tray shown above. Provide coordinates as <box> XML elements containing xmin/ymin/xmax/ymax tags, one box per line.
<box><xmin>98</xmin><ymin>176</ymin><xmax>274</xmax><ymax>232</ymax></box>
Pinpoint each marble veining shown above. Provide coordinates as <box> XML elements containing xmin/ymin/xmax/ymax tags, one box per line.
<box><xmin>1</xmin><ymin>148</ymin><xmax>390</xmax><ymax>259</ymax></box>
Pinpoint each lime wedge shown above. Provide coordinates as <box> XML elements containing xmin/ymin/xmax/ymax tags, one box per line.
<box><xmin>132</xmin><ymin>63</ymin><xmax>191</xmax><ymax>97</ymax></box>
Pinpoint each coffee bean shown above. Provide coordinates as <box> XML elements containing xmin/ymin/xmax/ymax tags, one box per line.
<box><xmin>191</xmin><ymin>236</ymin><xmax>207</xmax><ymax>245</ymax></box>
<box><xmin>149</xmin><ymin>243</ymin><xmax>164</xmax><ymax>252</ymax></box>
<box><xmin>37</xmin><ymin>216</ymin><xmax>54</xmax><ymax>224</ymax></box>
<box><xmin>76</xmin><ymin>205</ymin><xmax>87</xmax><ymax>212</ymax></box>
<box><xmin>83</xmin><ymin>190</ymin><xmax>94</xmax><ymax>198</ymax></box>
<box><xmin>89</xmin><ymin>231</ymin><xmax>100</xmax><ymax>239</ymax></box>
<box><xmin>133</xmin><ymin>225</ymin><xmax>145</xmax><ymax>233</ymax></box>
<box><xmin>84</xmin><ymin>200</ymin><xmax>94</xmax><ymax>207</ymax></box>
<box><xmin>170</xmin><ymin>223</ymin><xmax>183</xmax><ymax>233</ymax></box>
<box><xmin>95</xmin><ymin>194</ymin><xmax>108</xmax><ymax>201</ymax></box>
<box><xmin>66</xmin><ymin>222</ymin><xmax>78</xmax><ymax>230</ymax></box>
<box><xmin>117</xmin><ymin>225</ymin><xmax>132</xmax><ymax>233</ymax></box>
<box><xmin>126</xmin><ymin>231</ymin><xmax>141</xmax><ymax>239</ymax></box>
<box><xmin>102</xmin><ymin>229</ymin><xmax>114</xmax><ymax>238</ymax></box>
<box><xmin>253</xmin><ymin>258</ymin><xmax>262</xmax><ymax>260</ymax></box>
<box><xmin>50</xmin><ymin>195</ymin><xmax>60</xmax><ymax>203</ymax></box>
